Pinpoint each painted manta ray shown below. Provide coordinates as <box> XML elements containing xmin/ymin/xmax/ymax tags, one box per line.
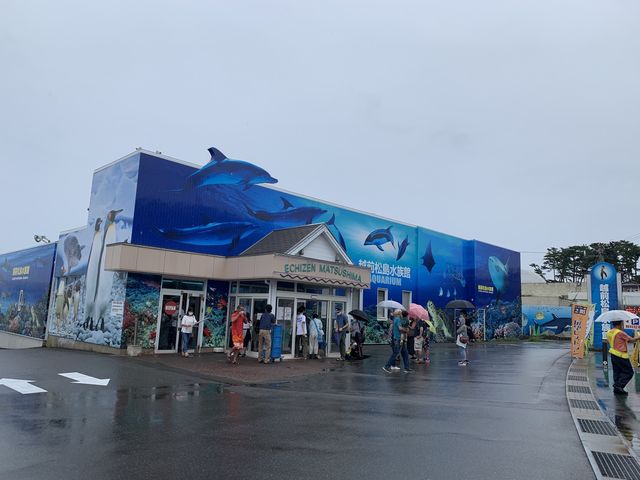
<box><xmin>157</xmin><ymin>221</ymin><xmax>257</xmax><ymax>250</ymax></box>
<box><xmin>246</xmin><ymin>197</ymin><xmax>327</xmax><ymax>226</ymax></box>
<box><xmin>396</xmin><ymin>235</ymin><xmax>409</xmax><ymax>261</ymax></box>
<box><xmin>183</xmin><ymin>147</ymin><xmax>278</xmax><ymax>191</ymax></box>
<box><xmin>364</xmin><ymin>226</ymin><xmax>395</xmax><ymax>252</ymax></box>
<box><xmin>421</xmin><ymin>240</ymin><xmax>436</xmax><ymax>272</ymax></box>
<box><xmin>327</xmin><ymin>213</ymin><xmax>347</xmax><ymax>253</ymax></box>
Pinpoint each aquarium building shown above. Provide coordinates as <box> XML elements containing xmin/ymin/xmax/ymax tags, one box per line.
<box><xmin>38</xmin><ymin>148</ymin><xmax>521</xmax><ymax>356</ymax></box>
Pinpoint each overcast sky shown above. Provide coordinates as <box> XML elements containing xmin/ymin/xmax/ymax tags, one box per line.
<box><xmin>2</xmin><ymin>0</ymin><xmax>639</xmax><ymax>272</ymax></box>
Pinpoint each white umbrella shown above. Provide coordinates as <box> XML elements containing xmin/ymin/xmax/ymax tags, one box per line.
<box><xmin>595</xmin><ymin>310</ymin><xmax>639</xmax><ymax>323</ymax></box>
<box><xmin>376</xmin><ymin>300</ymin><xmax>405</xmax><ymax>310</ymax></box>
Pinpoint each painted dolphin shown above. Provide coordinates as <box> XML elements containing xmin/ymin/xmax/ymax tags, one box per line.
<box><xmin>396</xmin><ymin>235</ymin><xmax>409</xmax><ymax>261</ymax></box>
<box><xmin>246</xmin><ymin>197</ymin><xmax>327</xmax><ymax>226</ymax></box>
<box><xmin>327</xmin><ymin>213</ymin><xmax>347</xmax><ymax>253</ymax></box>
<box><xmin>184</xmin><ymin>147</ymin><xmax>277</xmax><ymax>191</ymax></box>
<box><xmin>488</xmin><ymin>256</ymin><xmax>509</xmax><ymax>294</ymax></box>
<box><xmin>158</xmin><ymin>221</ymin><xmax>257</xmax><ymax>249</ymax></box>
<box><xmin>538</xmin><ymin>314</ymin><xmax>572</xmax><ymax>335</ymax></box>
<box><xmin>421</xmin><ymin>240</ymin><xmax>436</xmax><ymax>272</ymax></box>
<box><xmin>364</xmin><ymin>226</ymin><xmax>395</xmax><ymax>252</ymax></box>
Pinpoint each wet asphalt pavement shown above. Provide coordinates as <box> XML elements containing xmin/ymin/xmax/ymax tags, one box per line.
<box><xmin>0</xmin><ymin>342</ymin><xmax>594</xmax><ymax>480</ymax></box>
<box><xmin>588</xmin><ymin>350</ymin><xmax>640</xmax><ymax>455</ymax></box>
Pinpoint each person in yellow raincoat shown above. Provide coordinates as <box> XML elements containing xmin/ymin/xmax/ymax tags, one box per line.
<box><xmin>607</xmin><ymin>320</ymin><xmax>640</xmax><ymax>395</ymax></box>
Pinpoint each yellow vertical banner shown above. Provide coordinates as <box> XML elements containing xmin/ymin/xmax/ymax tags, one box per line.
<box><xmin>571</xmin><ymin>303</ymin><xmax>590</xmax><ymax>358</ymax></box>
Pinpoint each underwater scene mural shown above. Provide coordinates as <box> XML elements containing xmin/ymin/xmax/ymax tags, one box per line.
<box><xmin>522</xmin><ymin>305</ymin><xmax>572</xmax><ymax>338</ymax></box>
<box><xmin>47</xmin><ymin>154</ymin><xmax>139</xmax><ymax>348</ymax></box>
<box><xmin>202</xmin><ymin>280</ymin><xmax>229</xmax><ymax>348</ymax></box>
<box><xmin>0</xmin><ymin>243</ymin><xmax>56</xmax><ymax>339</ymax></box>
<box><xmin>130</xmin><ymin>149</ymin><xmax>521</xmax><ymax>342</ymax></box>
<box><xmin>122</xmin><ymin>274</ymin><xmax>161</xmax><ymax>348</ymax></box>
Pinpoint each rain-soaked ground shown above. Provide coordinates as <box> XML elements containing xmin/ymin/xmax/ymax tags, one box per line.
<box><xmin>588</xmin><ymin>350</ymin><xmax>640</xmax><ymax>454</ymax></box>
<box><xmin>0</xmin><ymin>342</ymin><xmax>594</xmax><ymax>480</ymax></box>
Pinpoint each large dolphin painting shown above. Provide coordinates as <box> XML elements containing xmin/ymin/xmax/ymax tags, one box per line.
<box><xmin>396</xmin><ymin>235</ymin><xmax>409</xmax><ymax>261</ymax></box>
<box><xmin>246</xmin><ymin>197</ymin><xmax>326</xmax><ymax>226</ymax></box>
<box><xmin>158</xmin><ymin>221</ymin><xmax>257</xmax><ymax>249</ymax></box>
<box><xmin>364</xmin><ymin>226</ymin><xmax>395</xmax><ymax>252</ymax></box>
<box><xmin>488</xmin><ymin>256</ymin><xmax>509</xmax><ymax>295</ymax></box>
<box><xmin>327</xmin><ymin>213</ymin><xmax>348</xmax><ymax>253</ymax></box>
<box><xmin>183</xmin><ymin>147</ymin><xmax>278</xmax><ymax>191</ymax></box>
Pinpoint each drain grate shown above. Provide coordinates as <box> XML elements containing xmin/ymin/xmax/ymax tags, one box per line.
<box><xmin>592</xmin><ymin>451</ymin><xmax>640</xmax><ymax>479</ymax></box>
<box><xmin>568</xmin><ymin>385</ymin><xmax>592</xmax><ymax>394</ymax></box>
<box><xmin>570</xmin><ymin>399</ymin><xmax>599</xmax><ymax>410</ymax></box>
<box><xmin>571</xmin><ymin>367</ymin><xmax>587</xmax><ymax>372</ymax></box>
<box><xmin>578</xmin><ymin>418</ymin><xmax>617</xmax><ymax>436</ymax></box>
<box><xmin>568</xmin><ymin>375</ymin><xmax>588</xmax><ymax>381</ymax></box>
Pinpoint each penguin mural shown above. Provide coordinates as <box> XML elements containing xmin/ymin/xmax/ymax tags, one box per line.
<box><xmin>83</xmin><ymin>218</ymin><xmax>104</xmax><ymax>328</ymax></box>
<box><xmin>72</xmin><ymin>281</ymin><xmax>81</xmax><ymax>323</ymax></box>
<box><xmin>93</xmin><ymin>209</ymin><xmax>122</xmax><ymax>331</ymax></box>
<box><xmin>54</xmin><ymin>266</ymin><xmax>67</xmax><ymax>331</ymax></box>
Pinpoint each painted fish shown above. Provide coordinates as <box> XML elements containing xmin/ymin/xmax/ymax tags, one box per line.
<box><xmin>421</xmin><ymin>241</ymin><xmax>436</xmax><ymax>272</ymax></box>
<box><xmin>438</xmin><ymin>287</ymin><xmax>443</xmax><ymax>297</ymax></box>
<box><xmin>327</xmin><ymin>213</ymin><xmax>347</xmax><ymax>253</ymax></box>
<box><xmin>158</xmin><ymin>221</ymin><xmax>257</xmax><ymax>249</ymax></box>
<box><xmin>446</xmin><ymin>289</ymin><xmax>450</xmax><ymax>298</ymax></box>
<box><xmin>426</xmin><ymin>300</ymin><xmax>452</xmax><ymax>338</ymax></box>
<box><xmin>364</xmin><ymin>226</ymin><xmax>395</xmax><ymax>252</ymax></box>
<box><xmin>184</xmin><ymin>147</ymin><xmax>277</xmax><ymax>191</ymax></box>
<box><xmin>538</xmin><ymin>314</ymin><xmax>572</xmax><ymax>335</ymax></box>
<box><xmin>488</xmin><ymin>256</ymin><xmax>509</xmax><ymax>294</ymax></box>
<box><xmin>396</xmin><ymin>235</ymin><xmax>409</xmax><ymax>261</ymax></box>
<box><xmin>246</xmin><ymin>197</ymin><xmax>327</xmax><ymax>226</ymax></box>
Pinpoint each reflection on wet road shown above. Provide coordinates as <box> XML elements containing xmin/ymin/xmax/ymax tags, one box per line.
<box><xmin>589</xmin><ymin>351</ymin><xmax>640</xmax><ymax>454</ymax></box>
<box><xmin>1</xmin><ymin>344</ymin><xmax>595</xmax><ymax>480</ymax></box>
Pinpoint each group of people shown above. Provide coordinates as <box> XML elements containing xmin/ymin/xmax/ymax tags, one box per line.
<box><xmin>382</xmin><ymin>310</ymin><xmax>432</xmax><ymax>373</ymax></box>
<box><xmin>227</xmin><ymin>304</ymin><xmax>277</xmax><ymax>364</ymax></box>
<box><xmin>295</xmin><ymin>305</ymin><xmax>355</xmax><ymax>360</ymax></box>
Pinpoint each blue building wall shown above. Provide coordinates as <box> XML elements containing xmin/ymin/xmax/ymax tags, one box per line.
<box><xmin>131</xmin><ymin>152</ymin><xmax>521</xmax><ymax>339</ymax></box>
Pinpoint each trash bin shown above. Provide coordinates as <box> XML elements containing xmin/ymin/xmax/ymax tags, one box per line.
<box><xmin>270</xmin><ymin>324</ymin><xmax>283</xmax><ymax>362</ymax></box>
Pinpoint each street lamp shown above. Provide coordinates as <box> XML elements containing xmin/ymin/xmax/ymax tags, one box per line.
<box><xmin>34</xmin><ymin>235</ymin><xmax>51</xmax><ymax>244</ymax></box>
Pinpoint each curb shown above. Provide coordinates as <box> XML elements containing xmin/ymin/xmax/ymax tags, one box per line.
<box><xmin>567</xmin><ymin>358</ymin><xmax>640</xmax><ymax>480</ymax></box>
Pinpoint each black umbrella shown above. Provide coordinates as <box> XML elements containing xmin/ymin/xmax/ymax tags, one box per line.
<box><xmin>445</xmin><ymin>299</ymin><xmax>475</xmax><ymax>310</ymax></box>
<box><xmin>348</xmin><ymin>309</ymin><xmax>369</xmax><ymax>322</ymax></box>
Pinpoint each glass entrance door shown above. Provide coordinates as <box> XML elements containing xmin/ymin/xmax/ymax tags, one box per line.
<box><xmin>156</xmin><ymin>291</ymin><xmax>204</xmax><ymax>353</ymax></box>
<box><xmin>276</xmin><ymin>297</ymin><xmax>294</xmax><ymax>355</ymax></box>
<box><xmin>158</xmin><ymin>293</ymin><xmax>181</xmax><ymax>352</ymax></box>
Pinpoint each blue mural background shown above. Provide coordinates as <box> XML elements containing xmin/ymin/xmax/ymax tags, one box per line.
<box><xmin>129</xmin><ymin>151</ymin><xmax>521</xmax><ymax>342</ymax></box>
<box><xmin>0</xmin><ymin>244</ymin><xmax>56</xmax><ymax>339</ymax></box>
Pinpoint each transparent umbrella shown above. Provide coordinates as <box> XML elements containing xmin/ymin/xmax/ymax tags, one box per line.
<box><xmin>376</xmin><ymin>300</ymin><xmax>405</xmax><ymax>310</ymax></box>
<box><xmin>595</xmin><ymin>310</ymin><xmax>639</xmax><ymax>323</ymax></box>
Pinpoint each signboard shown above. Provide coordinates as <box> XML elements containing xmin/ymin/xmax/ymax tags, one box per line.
<box><xmin>590</xmin><ymin>262</ymin><xmax>619</xmax><ymax>348</ymax></box>
<box><xmin>164</xmin><ymin>300</ymin><xmax>178</xmax><ymax>316</ymax></box>
<box><xmin>570</xmin><ymin>303</ymin><xmax>590</xmax><ymax>358</ymax></box>
<box><xmin>111</xmin><ymin>301</ymin><xmax>124</xmax><ymax>316</ymax></box>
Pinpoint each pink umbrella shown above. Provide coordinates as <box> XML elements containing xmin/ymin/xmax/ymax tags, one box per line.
<box><xmin>409</xmin><ymin>303</ymin><xmax>429</xmax><ymax>321</ymax></box>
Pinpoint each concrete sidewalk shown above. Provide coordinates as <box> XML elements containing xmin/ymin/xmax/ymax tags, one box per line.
<box><xmin>133</xmin><ymin>350</ymin><xmax>346</xmax><ymax>384</ymax></box>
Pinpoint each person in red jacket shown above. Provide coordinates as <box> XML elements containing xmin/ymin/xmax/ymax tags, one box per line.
<box><xmin>229</xmin><ymin>305</ymin><xmax>246</xmax><ymax>365</ymax></box>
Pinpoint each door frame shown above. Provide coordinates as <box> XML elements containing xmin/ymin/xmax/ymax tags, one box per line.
<box><xmin>156</xmin><ymin>287</ymin><xmax>205</xmax><ymax>354</ymax></box>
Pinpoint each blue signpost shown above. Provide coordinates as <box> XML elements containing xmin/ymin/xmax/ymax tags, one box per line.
<box><xmin>590</xmin><ymin>262</ymin><xmax>619</xmax><ymax>349</ymax></box>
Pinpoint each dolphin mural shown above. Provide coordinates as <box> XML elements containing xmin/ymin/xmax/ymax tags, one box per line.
<box><xmin>538</xmin><ymin>314</ymin><xmax>572</xmax><ymax>335</ymax></box>
<box><xmin>245</xmin><ymin>197</ymin><xmax>327</xmax><ymax>226</ymax></box>
<box><xmin>364</xmin><ymin>226</ymin><xmax>395</xmax><ymax>252</ymax></box>
<box><xmin>182</xmin><ymin>147</ymin><xmax>278</xmax><ymax>191</ymax></box>
<box><xmin>421</xmin><ymin>241</ymin><xmax>436</xmax><ymax>272</ymax></box>
<box><xmin>158</xmin><ymin>221</ymin><xmax>257</xmax><ymax>249</ymax></box>
<box><xmin>327</xmin><ymin>213</ymin><xmax>347</xmax><ymax>253</ymax></box>
<box><xmin>488</xmin><ymin>256</ymin><xmax>509</xmax><ymax>295</ymax></box>
<box><xmin>396</xmin><ymin>235</ymin><xmax>409</xmax><ymax>261</ymax></box>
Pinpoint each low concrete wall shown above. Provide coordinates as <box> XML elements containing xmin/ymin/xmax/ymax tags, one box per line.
<box><xmin>45</xmin><ymin>335</ymin><xmax>126</xmax><ymax>355</ymax></box>
<box><xmin>0</xmin><ymin>331</ymin><xmax>43</xmax><ymax>349</ymax></box>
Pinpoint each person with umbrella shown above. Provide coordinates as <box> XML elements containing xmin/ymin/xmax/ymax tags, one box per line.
<box><xmin>382</xmin><ymin>309</ymin><xmax>411</xmax><ymax>374</ymax></box>
<box><xmin>607</xmin><ymin>319</ymin><xmax>640</xmax><ymax>395</ymax></box>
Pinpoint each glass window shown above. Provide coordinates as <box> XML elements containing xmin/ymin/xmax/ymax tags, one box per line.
<box><xmin>238</xmin><ymin>281</ymin><xmax>269</xmax><ymax>294</ymax></box>
<box><xmin>230</xmin><ymin>282</ymin><xmax>238</xmax><ymax>294</ymax></box>
<box><xmin>334</xmin><ymin>288</ymin><xmax>347</xmax><ymax>297</ymax></box>
<box><xmin>377</xmin><ymin>288</ymin><xmax>388</xmax><ymax>319</ymax></box>
<box><xmin>297</xmin><ymin>283</ymin><xmax>330</xmax><ymax>295</ymax></box>
<box><xmin>162</xmin><ymin>278</ymin><xmax>205</xmax><ymax>291</ymax></box>
<box><xmin>402</xmin><ymin>290</ymin><xmax>412</xmax><ymax>310</ymax></box>
<box><xmin>276</xmin><ymin>281</ymin><xmax>295</xmax><ymax>292</ymax></box>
